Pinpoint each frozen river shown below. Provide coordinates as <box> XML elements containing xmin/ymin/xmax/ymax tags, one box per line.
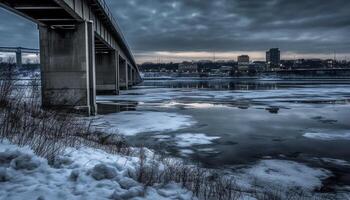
<box><xmin>96</xmin><ymin>78</ymin><xmax>350</xmax><ymax>192</ymax></box>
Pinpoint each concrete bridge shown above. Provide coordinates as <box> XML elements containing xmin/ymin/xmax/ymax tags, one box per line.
<box><xmin>0</xmin><ymin>0</ymin><xmax>142</xmax><ymax>115</ymax></box>
<box><xmin>0</xmin><ymin>47</ymin><xmax>39</xmax><ymax>68</ymax></box>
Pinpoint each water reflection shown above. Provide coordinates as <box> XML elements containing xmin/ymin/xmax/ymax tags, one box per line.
<box><xmin>142</xmin><ymin>78</ymin><xmax>350</xmax><ymax>91</ymax></box>
<box><xmin>97</xmin><ymin>102</ymin><xmax>138</xmax><ymax>115</ymax></box>
<box><xmin>96</xmin><ymin>78</ymin><xmax>350</xmax><ymax>187</ymax></box>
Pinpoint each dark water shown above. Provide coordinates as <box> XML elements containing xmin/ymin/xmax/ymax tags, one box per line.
<box><xmin>97</xmin><ymin>78</ymin><xmax>350</xmax><ymax>187</ymax></box>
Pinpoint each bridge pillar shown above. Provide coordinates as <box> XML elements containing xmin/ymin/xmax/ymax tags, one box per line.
<box><xmin>128</xmin><ymin>64</ymin><xmax>132</xmax><ymax>87</ymax></box>
<box><xmin>132</xmin><ymin>69</ymin><xmax>136</xmax><ymax>85</ymax></box>
<box><xmin>96</xmin><ymin>50</ymin><xmax>119</xmax><ymax>95</ymax></box>
<box><xmin>119</xmin><ymin>58</ymin><xmax>128</xmax><ymax>90</ymax></box>
<box><xmin>39</xmin><ymin>21</ymin><xmax>97</xmax><ymax>115</ymax></box>
<box><xmin>16</xmin><ymin>50</ymin><xmax>22</xmax><ymax>68</ymax></box>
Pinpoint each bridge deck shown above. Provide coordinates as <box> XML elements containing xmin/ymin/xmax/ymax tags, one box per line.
<box><xmin>0</xmin><ymin>0</ymin><xmax>138</xmax><ymax>73</ymax></box>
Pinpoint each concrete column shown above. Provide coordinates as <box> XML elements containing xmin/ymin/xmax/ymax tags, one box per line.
<box><xmin>115</xmin><ymin>52</ymin><xmax>120</xmax><ymax>94</ymax></box>
<box><xmin>128</xmin><ymin>64</ymin><xmax>132</xmax><ymax>87</ymax></box>
<box><xmin>16</xmin><ymin>50</ymin><xmax>22</xmax><ymax>68</ymax></box>
<box><xmin>87</xmin><ymin>21</ymin><xmax>97</xmax><ymax>115</ymax></box>
<box><xmin>96</xmin><ymin>50</ymin><xmax>119</xmax><ymax>95</ymax></box>
<box><xmin>132</xmin><ymin>69</ymin><xmax>136</xmax><ymax>85</ymax></box>
<box><xmin>39</xmin><ymin>21</ymin><xmax>96</xmax><ymax>115</ymax></box>
<box><xmin>119</xmin><ymin>58</ymin><xmax>128</xmax><ymax>90</ymax></box>
<box><xmin>125</xmin><ymin>62</ymin><xmax>129</xmax><ymax>89</ymax></box>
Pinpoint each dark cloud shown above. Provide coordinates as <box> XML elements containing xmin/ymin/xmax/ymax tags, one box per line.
<box><xmin>1</xmin><ymin>0</ymin><xmax>350</xmax><ymax>58</ymax></box>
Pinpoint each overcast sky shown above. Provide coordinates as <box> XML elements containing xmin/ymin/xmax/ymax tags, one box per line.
<box><xmin>1</xmin><ymin>0</ymin><xmax>350</xmax><ymax>63</ymax></box>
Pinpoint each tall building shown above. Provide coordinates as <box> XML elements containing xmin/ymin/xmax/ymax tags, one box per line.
<box><xmin>237</xmin><ymin>55</ymin><xmax>250</xmax><ymax>64</ymax></box>
<box><xmin>237</xmin><ymin>55</ymin><xmax>250</xmax><ymax>74</ymax></box>
<box><xmin>266</xmin><ymin>48</ymin><xmax>281</xmax><ymax>68</ymax></box>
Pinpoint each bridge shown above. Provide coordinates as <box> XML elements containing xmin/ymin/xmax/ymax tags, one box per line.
<box><xmin>0</xmin><ymin>47</ymin><xmax>39</xmax><ymax>67</ymax></box>
<box><xmin>0</xmin><ymin>0</ymin><xmax>142</xmax><ymax>115</ymax></box>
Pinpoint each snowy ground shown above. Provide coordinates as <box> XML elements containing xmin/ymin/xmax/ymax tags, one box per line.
<box><xmin>0</xmin><ymin>141</ymin><xmax>196</xmax><ymax>200</ymax></box>
<box><xmin>1</xmin><ymin>140</ymin><xmax>348</xmax><ymax>199</ymax></box>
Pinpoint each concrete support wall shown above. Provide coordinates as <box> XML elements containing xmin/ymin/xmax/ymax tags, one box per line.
<box><xmin>119</xmin><ymin>58</ymin><xmax>128</xmax><ymax>90</ymax></box>
<box><xmin>16</xmin><ymin>51</ymin><xmax>22</xmax><ymax>68</ymax></box>
<box><xmin>96</xmin><ymin>50</ymin><xmax>119</xmax><ymax>95</ymax></box>
<box><xmin>128</xmin><ymin>65</ymin><xmax>132</xmax><ymax>86</ymax></box>
<box><xmin>39</xmin><ymin>21</ymin><xmax>96</xmax><ymax>115</ymax></box>
<box><xmin>132</xmin><ymin>69</ymin><xmax>136</xmax><ymax>84</ymax></box>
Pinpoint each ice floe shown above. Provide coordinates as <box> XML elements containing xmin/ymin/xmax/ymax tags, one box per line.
<box><xmin>179</xmin><ymin>149</ymin><xmax>195</xmax><ymax>156</ymax></box>
<box><xmin>175</xmin><ymin>133</ymin><xmax>220</xmax><ymax>147</ymax></box>
<box><xmin>235</xmin><ymin>159</ymin><xmax>332</xmax><ymax>191</ymax></box>
<box><xmin>160</xmin><ymin>101</ymin><xmax>227</xmax><ymax>109</ymax></box>
<box><xmin>93</xmin><ymin>111</ymin><xmax>196</xmax><ymax>136</ymax></box>
<box><xmin>303</xmin><ymin>131</ymin><xmax>350</xmax><ymax>141</ymax></box>
<box><xmin>318</xmin><ymin>158</ymin><xmax>350</xmax><ymax>167</ymax></box>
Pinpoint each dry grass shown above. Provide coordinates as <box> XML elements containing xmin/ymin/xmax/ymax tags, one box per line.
<box><xmin>0</xmin><ymin>77</ymin><xmax>131</xmax><ymax>164</ymax></box>
<box><xmin>132</xmin><ymin>154</ymin><xmax>340</xmax><ymax>200</ymax></box>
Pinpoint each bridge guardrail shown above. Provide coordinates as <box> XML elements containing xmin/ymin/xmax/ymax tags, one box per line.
<box><xmin>95</xmin><ymin>0</ymin><xmax>131</xmax><ymax>53</ymax></box>
<box><xmin>95</xmin><ymin>0</ymin><xmax>138</xmax><ymax>70</ymax></box>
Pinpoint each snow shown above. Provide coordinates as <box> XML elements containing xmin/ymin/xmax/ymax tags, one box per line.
<box><xmin>234</xmin><ymin>159</ymin><xmax>332</xmax><ymax>191</ymax></box>
<box><xmin>93</xmin><ymin>111</ymin><xmax>196</xmax><ymax>136</ymax></box>
<box><xmin>303</xmin><ymin>131</ymin><xmax>350</xmax><ymax>140</ymax></box>
<box><xmin>175</xmin><ymin>133</ymin><xmax>220</xmax><ymax>147</ymax></box>
<box><xmin>0</xmin><ymin>141</ymin><xmax>344</xmax><ymax>199</ymax></box>
<box><xmin>160</xmin><ymin>101</ymin><xmax>227</xmax><ymax>109</ymax></box>
<box><xmin>0</xmin><ymin>141</ymin><xmax>196</xmax><ymax>200</ymax></box>
<box><xmin>179</xmin><ymin>149</ymin><xmax>195</xmax><ymax>156</ymax></box>
<box><xmin>318</xmin><ymin>158</ymin><xmax>350</xmax><ymax>167</ymax></box>
<box><xmin>152</xmin><ymin>135</ymin><xmax>172</xmax><ymax>141</ymax></box>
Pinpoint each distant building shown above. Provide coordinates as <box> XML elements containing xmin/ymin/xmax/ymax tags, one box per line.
<box><xmin>237</xmin><ymin>55</ymin><xmax>250</xmax><ymax>74</ymax></box>
<box><xmin>294</xmin><ymin>59</ymin><xmax>326</xmax><ymax>69</ymax></box>
<box><xmin>238</xmin><ymin>55</ymin><xmax>250</xmax><ymax>64</ymax></box>
<box><xmin>178</xmin><ymin>62</ymin><xmax>198</xmax><ymax>73</ymax></box>
<box><xmin>252</xmin><ymin>61</ymin><xmax>266</xmax><ymax>72</ymax></box>
<box><xmin>197</xmin><ymin>60</ymin><xmax>213</xmax><ymax>64</ymax></box>
<box><xmin>219</xmin><ymin>66</ymin><xmax>233</xmax><ymax>76</ymax></box>
<box><xmin>266</xmin><ymin>48</ymin><xmax>281</xmax><ymax>69</ymax></box>
<box><xmin>326</xmin><ymin>59</ymin><xmax>336</xmax><ymax>68</ymax></box>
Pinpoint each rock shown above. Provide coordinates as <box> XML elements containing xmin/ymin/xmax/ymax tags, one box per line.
<box><xmin>90</xmin><ymin>164</ymin><xmax>117</xmax><ymax>180</ymax></box>
<box><xmin>0</xmin><ymin>167</ymin><xmax>11</xmax><ymax>182</ymax></box>
<box><xmin>10</xmin><ymin>154</ymin><xmax>40</xmax><ymax>170</ymax></box>
<box><xmin>0</xmin><ymin>151</ymin><xmax>21</xmax><ymax>166</ymax></box>
<box><xmin>118</xmin><ymin>177</ymin><xmax>139</xmax><ymax>189</ymax></box>
<box><xmin>110</xmin><ymin>186</ymin><xmax>144</xmax><ymax>200</ymax></box>
<box><xmin>69</xmin><ymin>169</ymin><xmax>80</xmax><ymax>182</ymax></box>
<box><xmin>52</xmin><ymin>156</ymin><xmax>73</xmax><ymax>168</ymax></box>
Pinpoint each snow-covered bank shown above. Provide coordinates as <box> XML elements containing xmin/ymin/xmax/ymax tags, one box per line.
<box><xmin>0</xmin><ymin>141</ymin><xmax>196</xmax><ymax>200</ymax></box>
<box><xmin>1</xmin><ymin>140</ymin><xmax>348</xmax><ymax>200</ymax></box>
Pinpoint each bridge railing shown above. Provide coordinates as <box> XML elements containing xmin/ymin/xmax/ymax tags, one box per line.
<box><xmin>95</xmin><ymin>0</ymin><xmax>131</xmax><ymax>52</ymax></box>
<box><xmin>95</xmin><ymin>0</ymin><xmax>139</xmax><ymax>69</ymax></box>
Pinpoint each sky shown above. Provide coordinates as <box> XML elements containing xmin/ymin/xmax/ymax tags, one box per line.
<box><xmin>0</xmin><ymin>0</ymin><xmax>350</xmax><ymax>63</ymax></box>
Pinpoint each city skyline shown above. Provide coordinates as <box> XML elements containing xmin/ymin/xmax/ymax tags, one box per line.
<box><xmin>1</xmin><ymin>0</ymin><xmax>350</xmax><ymax>63</ymax></box>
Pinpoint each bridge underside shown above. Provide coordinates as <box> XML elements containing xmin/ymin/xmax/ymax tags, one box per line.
<box><xmin>1</xmin><ymin>0</ymin><xmax>142</xmax><ymax>115</ymax></box>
